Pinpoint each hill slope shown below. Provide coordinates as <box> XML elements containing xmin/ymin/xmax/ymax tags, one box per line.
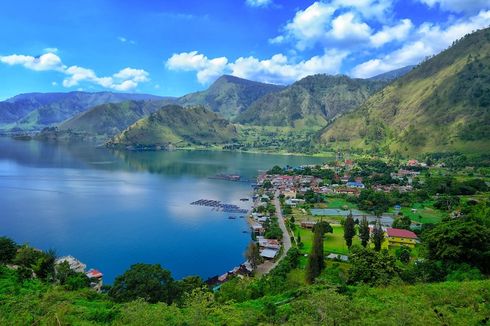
<box><xmin>178</xmin><ymin>75</ymin><xmax>285</xmax><ymax>120</ymax></box>
<box><xmin>59</xmin><ymin>99</ymin><xmax>174</xmax><ymax>137</ymax></box>
<box><xmin>0</xmin><ymin>92</ymin><xmax>168</xmax><ymax>132</ymax></box>
<box><xmin>108</xmin><ymin>105</ymin><xmax>237</xmax><ymax>148</ymax></box>
<box><xmin>368</xmin><ymin>65</ymin><xmax>415</xmax><ymax>81</ymax></box>
<box><xmin>321</xmin><ymin>27</ymin><xmax>490</xmax><ymax>154</ymax></box>
<box><xmin>235</xmin><ymin>74</ymin><xmax>386</xmax><ymax>128</ymax></box>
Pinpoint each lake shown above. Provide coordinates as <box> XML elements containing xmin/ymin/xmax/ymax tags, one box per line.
<box><xmin>0</xmin><ymin>138</ymin><xmax>327</xmax><ymax>283</ymax></box>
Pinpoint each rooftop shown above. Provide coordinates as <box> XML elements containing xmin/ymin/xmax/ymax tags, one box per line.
<box><xmin>387</xmin><ymin>228</ymin><xmax>417</xmax><ymax>239</ymax></box>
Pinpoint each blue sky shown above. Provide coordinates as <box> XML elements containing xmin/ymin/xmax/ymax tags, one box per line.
<box><xmin>0</xmin><ymin>0</ymin><xmax>489</xmax><ymax>99</ymax></box>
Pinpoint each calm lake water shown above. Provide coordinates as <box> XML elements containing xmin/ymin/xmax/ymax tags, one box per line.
<box><xmin>0</xmin><ymin>138</ymin><xmax>327</xmax><ymax>283</ymax></box>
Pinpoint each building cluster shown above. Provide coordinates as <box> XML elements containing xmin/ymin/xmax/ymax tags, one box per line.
<box><xmin>55</xmin><ymin>255</ymin><xmax>103</xmax><ymax>291</ymax></box>
<box><xmin>257</xmin><ymin>158</ymin><xmax>425</xmax><ymax>202</ymax></box>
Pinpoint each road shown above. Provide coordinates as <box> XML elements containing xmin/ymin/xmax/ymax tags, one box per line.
<box><xmin>255</xmin><ymin>191</ymin><xmax>292</xmax><ymax>276</ymax></box>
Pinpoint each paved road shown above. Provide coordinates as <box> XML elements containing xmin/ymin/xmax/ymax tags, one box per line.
<box><xmin>255</xmin><ymin>191</ymin><xmax>292</xmax><ymax>276</ymax></box>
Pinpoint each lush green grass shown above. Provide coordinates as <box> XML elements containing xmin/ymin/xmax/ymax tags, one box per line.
<box><xmin>298</xmin><ymin>224</ymin><xmax>360</xmax><ymax>256</ymax></box>
<box><xmin>395</xmin><ymin>201</ymin><xmax>446</xmax><ymax>224</ymax></box>
<box><xmin>325</xmin><ymin>197</ymin><xmax>358</xmax><ymax>209</ymax></box>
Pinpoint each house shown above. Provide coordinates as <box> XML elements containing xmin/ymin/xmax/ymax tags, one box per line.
<box><xmin>326</xmin><ymin>253</ymin><xmax>349</xmax><ymax>262</ymax></box>
<box><xmin>346</xmin><ymin>181</ymin><xmax>365</xmax><ymax>189</ymax></box>
<box><xmin>86</xmin><ymin>269</ymin><xmax>103</xmax><ymax>292</ymax></box>
<box><xmin>251</xmin><ymin>223</ymin><xmax>265</xmax><ymax>235</ymax></box>
<box><xmin>260</xmin><ymin>248</ymin><xmax>279</xmax><ymax>259</ymax></box>
<box><xmin>55</xmin><ymin>256</ymin><xmax>86</xmax><ymax>273</ymax></box>
<box><xmin>257</xmin><ymin>236</ymin><xmax>281</xmax><ymax>250</ymax></box>
<box><xmin>407</xmin><ymin>159</ymin><xmax>419</xmax><ymax>167</ymax></box>
<box><xmin>282</xmin><ymin>188</ymin><xmax>297</xmax><ymax>198</ymax></box>
<box><xmin>285</xmin><ymin>198</ymin><xmax>305</xmax><ymax>207</ymax></box>
<box><xmin>386</xmin><ymin>228</ymin><xmax>418</xmax><ymax>248</ymax></box>
<box><xmin>335</xmin><ymin>187</ymin><xmax>360</xmax><ymax>196</ymax></box>
<box><xmin>300</xmin><ymin>221</ymin><xmax>316</xmax><ymax>229</ymax></box>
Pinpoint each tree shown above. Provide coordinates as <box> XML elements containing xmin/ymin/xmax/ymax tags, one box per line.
<box><xmin>343</xmin><ymin>213</ymin><xmax>356</xmax><ymax>248</ymax></box>
<box><xmin>55</xmin><ymin>261</ymin><xmax>90</xmax><ymax>290</ymax></box>
<box><xmin>313</xmin><ymin>221</ymin><xmax>333</xmax><ymax>235</ymax></box>
<box><xmin>424</xmin><ymin>220</ymin><xmax>490</xmax><ymax>273</ymax></box>
<box><xmin>371</xmin><ymin>219</ymin><xmax>384</xmax><ymax>252</ymax></box>
<box><xmin>392</xmin><ymin>215</ymin><xmax>412</xmax><ymax>230</ymax></box>
<box><xmin>245</xmin><ymin>242</ymin><xmax>262</xmax><ymax>269</ymax></box>
<box><xmin>109</xmin><ymin>263</ymin><xmax>177</xmax><ymax>304</ymax></box>
<box><xmin>359</xmin><ymin>216</ymin><xmax>370</xmax><ymax>248</ymax></box>
<box><xmin>0</xmin><ymin>237</ymin><xmax>17</xmax><ymax>264</ymax></box>
<box><xmin>306</xmin><ymin>228</ymin><xmax>324</xmax><ymax>284</ymax></box>
<box><xmin>263</xmin><ymin>180</ymin><xmax>273</xmax><ymax>189</ymax></box>
<box><xmin>396</xmin><ymin>246</ymin><xmax>411</xmax><ymax>264</ymax></box>
<box><xmin>33</xmin><ymin>249</ymin><xmax>56</xmax><ymax>281</ymax></box>
<box><xmin>348</xmin><ymin>247</ymin><xmax>399</xmax><ymax>286</ymax></box>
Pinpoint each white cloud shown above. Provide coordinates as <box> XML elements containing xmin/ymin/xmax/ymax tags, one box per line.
<box><xmin>245</xmin><ymin>0</ymin><xmax>272</xmax><ymax>8</ymax></box>
<box><xmin>118</xmin><ymin>36</ymin><xmax>136</xmax><ymax>44</ymax></box>
<box><xmin>330</xmin><ymin>12</ymin><xmax>372</xmax><ymax>42</ymax></box>
<box><xmin>0</xmin><ymin>51</ymin><xmax>150</xmax><ymax>91</ymax></box>
<box><xmin>370</xmin><ymin>19</ymin><xmax>413</xmax><ymax>47</ymax></box>
<box><xmin>43</xmin><ymin>47</ymin><xmax>59</xmax><ymax>53</ymax></box>
<box><xmin>272</xmin><ymin>1</ymin><xmax>396</xmax><ymax>50</ymax></box>
<box><xmin>166</xmin><ymin>50</ymin><xmax>347</xmax><ymax>84</ymax></box>
<box><xmin>352</xmin><ymin>10</ymin><xmax>490</xmax><ymax>77</ymax></box>
<box><xmin>0</xmin><ymin>53</ymin><xmax>65</xmax><ymax>72</ymax></box>
<box><xmin>417</xmin><ymin>0</ymin><xmax>490</xmax><ymax>14</ymax></box>
<box><xmin>113</xmin><ymin>67</ymin><xmax>149</xmax><ymax>82</ymax></box>
<box><xmin>280</xmin><ymin>2</ymin><xmax>335</xmax><ymax>50</ymax></box>
<box><xmin>51</xmin><ymin>81</ymin><xmax>57</xmax><ymax>86</ymax></box>
<box><xmin>332</xmin><ymin>0</ymin><xmax>393</xmax><ymax>21</ymax></box>
<box><xmin>166</xmin><ymin>51</ymin><xmax>229</xmax><ymax>83</ymax></box>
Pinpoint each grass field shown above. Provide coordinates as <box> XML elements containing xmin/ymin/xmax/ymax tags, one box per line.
<box><xmin>324</xmin><ymin>197</ymin><xmax>358</xmax><ymax>209</ymax></box>
<box><xmin>391</xmin><ymin>201</ymin><xmax>446</xmax><ymax>224</ymax></box>
<box><xmin>297</xmin><ymin>224</ymin><xmax>360</xmax><ymax>256</ymax></box>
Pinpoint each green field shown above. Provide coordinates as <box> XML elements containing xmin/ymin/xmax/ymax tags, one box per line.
<box><xmin>392</xmin><ymin>201</ymin><xmax>446</xmax><ymax>224</ymax></box>
<box><xmin>298</xmin><ymin>224</ymin><xmax>360</xmax><ymax>256</ymax></box>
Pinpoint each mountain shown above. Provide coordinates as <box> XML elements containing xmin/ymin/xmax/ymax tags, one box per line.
<box><xmin>59</xmin><ymin>99</ymin><xmax>175</xmax><ymax>138</ymax></box>
<box><xmin>368</xmin><ymin>65</ymin><xmax>415</xmax><ymax>81</ymax></box>
<box><xmin>0</xmin><ymin>91</ymin><xmax>168</xmax><ymax>132</ymax></box>
<box><xmin>108</xmin><ymin>105</ymin><xmax>237</xmax><ymax>149</ymax></box>
<box><xmin>178</xmin><ymin>75</ymin><xmax>285</xmax><ymax>120</ymax></box>
<box><xmin>321</xmin><ymin>27</ymin><xmax>490</xmax><ymax>154</ymax></box>
<box><xmin>235</xmin><ymin>74</ymin><xmax>386</xmax><ymax>128</ymax></box>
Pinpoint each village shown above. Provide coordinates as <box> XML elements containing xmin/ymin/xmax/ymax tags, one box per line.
<box><xmin>205</xmin><ymin>152</ymin><xmax>490</xmax><ymax>289</ymax></box>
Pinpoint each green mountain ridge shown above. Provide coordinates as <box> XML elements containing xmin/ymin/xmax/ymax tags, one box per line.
<box><xmin>0</xmin><ymin>91</ymin><xmax>168</xmax><ymax>132</ymax></box>
<box><xmin>321</xmin><ymin>27</ymin><xmax>490</xmax><ymax>154</ymax></box>
<box><xmin>235</xmin><ymin>74</ymin><xmax>386</xmax><ymax>128</ymax></box>
<box><xmin>178</xmin><ymin>74</ymin><xmax>285</xmax><ymax>120</ymax></box>
<box><xmin>108</xmin><ymin>105</ymin><xmax>237</xmax><ymax>148</ymax></box>
<box><xmin>59</xmin><ymin>99</ymin><xmax>175</xmax><ymax>138</ymax></box>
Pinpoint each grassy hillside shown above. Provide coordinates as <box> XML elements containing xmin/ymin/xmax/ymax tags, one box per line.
<box><xmin>321</xmin><ymin>27</ymin><xmax>490</xmax><ymax>155</ymax></box>
<box><xmin>236</xmin><ymin>74</ymin><xmax>386</xmax><ymax>128</ymax></box>
<box><xmin>178</xmin><ymin>75</ymin><xmax>284</xmax><ymax>120</ymax></box>
<box><xmin>59</xmin><ymin>100</ymin><xmax>174</xmax><ymax>138</ymax></box>
<box><xmin>0</xmin><ymin>265</ymin><xmax>488</xmax><ymax>325</ymax></box>
<box><xmin>108</xmin><ymin>105</ymin><xmax>237</xmax><ymax>148</ymax></box>
<box><xmin>0</xmin><ymin>92</ymin><xmax>168</xmax><ymax>132</ymax></box>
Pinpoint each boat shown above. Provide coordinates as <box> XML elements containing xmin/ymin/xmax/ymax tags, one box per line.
<box><xmin>228</xmin><ymin>216</ymin><xmax>237</xmax><ymax>220</ymax></box>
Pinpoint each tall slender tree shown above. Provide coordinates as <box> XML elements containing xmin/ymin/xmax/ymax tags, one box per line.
<box><xmin>359</xmin><ymin>216</ymin><xmax>370</xmax><ymax>248</ymax></box>
<box><xmin>306</xmin><ymin>227</ymin><xmax>324</xmax><ymax>283</ymax></box>
<box><xmin>245</xmin><ymin>242</ymin><xmax>262</xmax><ymax>269</ymax></box>
<box><xmin>372</xmin><ymin>218</ymin><xmax>384</xmax><ymax>252</ymax></box>
<box><xmin>343</xmin><ymin>211</ymin><xmax>356</xmax><ymax>248</ymax></box>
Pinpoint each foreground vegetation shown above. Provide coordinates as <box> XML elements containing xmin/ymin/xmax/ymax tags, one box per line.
<box><xmin>0</xmin><ymin>263</ymin><xmax>489</xmax><ymax>325</ymax></box>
